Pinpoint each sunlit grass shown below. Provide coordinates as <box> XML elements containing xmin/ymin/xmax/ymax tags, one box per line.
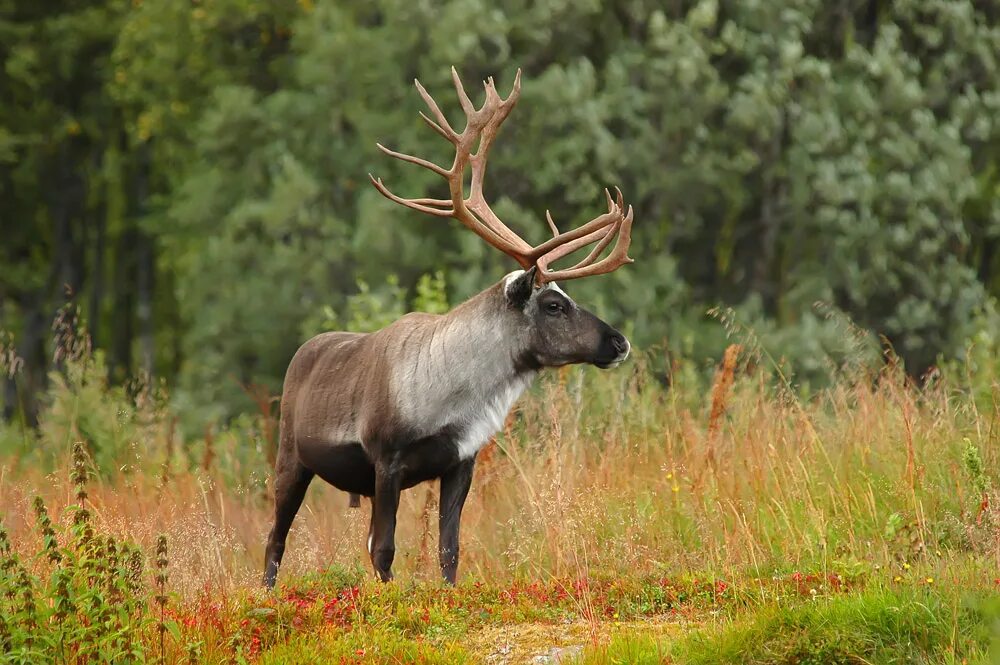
<box><xmin>577</xmin><ymin>586</ymin><xmax>999</xmax><ymax>665</ymax></box>
<box><xmin>1</xmin><ymin>336</ymin><xmax>999</xmax><ymax>661</ymax></box>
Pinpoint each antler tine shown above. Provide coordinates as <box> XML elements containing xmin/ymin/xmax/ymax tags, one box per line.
<box><xmin>451</xmin><ymin>66</ymin><xmax>476</xmax><ymax>115</ymax></box>
<box><xmin>369</xmin><ymin>175</ymin><xmax>454</xmax><ymax>218</ymax></box>
<box><xmin>545</xmin><ymin>210</ymin><xmax>560</xmax><ymax>236</ymax></box>
<box><xmin>483</xmin><ymin>76</ymin><xmax>499</xmax><ymax>105</ymax></box>
<box><xmin>400</xmin><ymin>196</ymin><xmax>452</xmax><ymax>206</ymax></box>
<box><xmin>529</xmin><ymin>204</ymin><xmax>621</xmax><ymax>260</ymax></box>
<box><xmin>537</xmin><ymin>204</ymin><xmax>635</xmax><ymax>283</ymax></box>
<box><xmin>532</xmin><ymin>187</ymin><xmax>634</xmax><ymax>282</ymax></box>
<box><xmin>372</xmin><ymin>179</ymin><xmax>530</xmax><ymax>264</ymax></box>
<box><xmin>414</xmin><ymin>79</ymin><xmax>458</xmax><ymax>143</ymax></box>
<box><xmin>565</xmin><ymin>219</ymin><xmax>622</xmax><ymax>271</ymax></box>
<box><xmin>375</xmin><ymin>143</ymin><xmax>450</xmax><ymax>177</ymax></box>
<box><xmin>460</xmin><ymin>68</ymin><xmax>531</xmax><ymax>254</ymax></box>
<box><xmin>418</xmin><ymin>112</ymin><xmax>454</xmax><ymax>143</ymax></box>
<box><xmin>535</xmin><ymin>219</ymin><xmax>616</xmax><ymax>272</ymax></box>
<box><xmin>371</xmin><ymin>174</ymin><xmax>533</xmax><ymax>266</ymax></box>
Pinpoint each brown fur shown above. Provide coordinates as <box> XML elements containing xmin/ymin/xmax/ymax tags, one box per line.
<box><xmin>263</xmin><ymin>270</ymin><xmax>629</xmax><ymax>586</ymax></box>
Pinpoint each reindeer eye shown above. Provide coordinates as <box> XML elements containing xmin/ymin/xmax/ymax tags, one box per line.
<box><xmin>545</xmin><ymin>301</ymin><xmax>563</xmax><ymax>316</ymax></box>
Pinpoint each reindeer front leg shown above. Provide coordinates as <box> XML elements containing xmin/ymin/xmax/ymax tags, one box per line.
<box><xmin>438</xmin><ymin>456</ymin><xmax>476</xmax><ymax>584</ymax></box>
<box><xmin>371</xmin><ymin>463</ymin><xmax>402</xmax><ymax>581</ymax></box>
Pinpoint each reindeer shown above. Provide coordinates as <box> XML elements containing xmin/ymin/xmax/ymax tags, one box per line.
<box><xmin>263</xmin><ymin>68</ymin><xmax>634</xmax><ymax>588</ymax></box>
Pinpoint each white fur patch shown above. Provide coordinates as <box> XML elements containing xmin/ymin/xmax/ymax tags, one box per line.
<box><xmin>367</xmin><ymin>533</ymin><xmax>373</xmax><ymax>554</ymax></box>
<box><xmin>503</xmin><ymin>270</ymin><xmax>576</xmax><ymax>309</ymax></box>
<box><xmin>503</xmin><ymin>269</ymin><xmax>526</xmax><ymax>297</ymax></box>
<box><xmin>453</xmin><ymin>372</ymin><xmax>534</xmax><ymax>460</ymax></box>
<box><xmin>389</xmin><ymin>312</ymin><xmax>536</xmax><ymax>462</ymax></box>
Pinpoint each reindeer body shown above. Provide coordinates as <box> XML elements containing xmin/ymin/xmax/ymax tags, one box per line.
<box><xmin>264</xmin><ymin>68</ymin><xmax>635</xmax><ymax>588</ymax></box>
<box><xmin>264</xmin><ymin>272</ymin><xmax>628</xmax><ymax>587</ymax></box>
<box><xmin>277</xmin><ymin>280</ymin><xmax>535</xmax><ymax>499</ymax></box>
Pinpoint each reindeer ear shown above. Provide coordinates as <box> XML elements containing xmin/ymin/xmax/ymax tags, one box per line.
<box><xmin>505</xmin><ymin>266</ymin><xmax>538</xmax><ymax>307</ymax></box>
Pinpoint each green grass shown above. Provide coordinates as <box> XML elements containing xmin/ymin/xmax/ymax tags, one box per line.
<box><xmin>257</xmin><ymin>627</ymin><xmax>473</xmax><ymax>665</ymax></box>
<box><xmin>579</xmin><ymin>588</ymin><xmax>1000</xmax><ymax>665</ymax></box>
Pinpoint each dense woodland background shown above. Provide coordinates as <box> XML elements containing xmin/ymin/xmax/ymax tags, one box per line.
<box><xmin>2</xmin><ymin>0</ymin><xmax>1000</xmax><ymax>430</ymax></box>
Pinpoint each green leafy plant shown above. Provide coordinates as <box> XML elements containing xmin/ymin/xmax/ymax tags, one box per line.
<box><xmin>0</xmin><ymin>443</ymin><xmax>174</xmax><ymax>664</ymax></box>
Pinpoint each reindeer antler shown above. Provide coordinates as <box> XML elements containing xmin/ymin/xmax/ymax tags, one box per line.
<box><xmin>369</xmin><ymin>67</ymin><xmax>634</xmax><ymax>284</ymax></box>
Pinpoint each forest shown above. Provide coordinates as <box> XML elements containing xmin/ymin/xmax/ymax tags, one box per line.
<box><xmin>2</xmin><ymin>1</ymin><xmax>1000</xmax><ymax>663</ymax></box>
<box><xmin>4</xmin><ymin>0</ymin><xmax>1000</xmax><ymax>430</ymax></box>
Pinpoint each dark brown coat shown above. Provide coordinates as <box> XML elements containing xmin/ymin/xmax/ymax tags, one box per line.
<box><xmin>263</xmin><ymin>267</ymin><xmax>629</xmax><ymax>587</ymax></box>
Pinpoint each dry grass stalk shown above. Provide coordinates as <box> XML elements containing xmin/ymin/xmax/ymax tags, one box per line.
<box><xmin>201</xmin><ymin>425</ymin><xmax>215</xmax><ymax>473</ymax></box>
<box><xmin>239</xmin><ymin>381</ymin><xmax>279</xmax><ymax>468</ymax></box>
<box><xmin>707</xmin><ymin>344</ymin><xmax>742</xmax><ymax>443</ymax></box>
<box><xmin>417</xmin><ymin>485</ymin><xmax>438</xmax><ymax>575</ymax></box>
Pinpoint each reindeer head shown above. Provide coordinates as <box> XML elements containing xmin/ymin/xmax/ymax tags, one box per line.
<box><xmin>371</xmin><ymin>67</ymin><xmax>634</xmax><ymax>370</ymax></box>
<box><xmin>502</xmin><ymin>267</ymin><xmax>629</xmax><ymax>370</ymax></box>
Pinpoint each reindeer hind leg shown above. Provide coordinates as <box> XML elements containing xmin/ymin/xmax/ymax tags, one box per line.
<box><xmin>263</xmin><ymin>456</ymin><xmax>313</xmax><ymax>589</ymax></box>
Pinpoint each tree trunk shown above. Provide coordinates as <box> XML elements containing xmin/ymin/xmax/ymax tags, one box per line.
<box><xmin>50</xmin><ymin>142</ymin><xmax>86</xmax><ymax>301</ymax></box>
<box><xmin>135</xmin><ymin>145</ymin><xmax>154</xmax><ymax>379</ymax></box>
<box><xmin>12</xmin><ymin>300</ymin><xmax>46</xmax><ymax>427</ymax></box>
<box><xmin>88</xmin><ymin>153</ymin><xmax>107</xmax><ymax>349</ymax></box>
<box><xmin>0</xmin><ymin>308</ymin><xmax>12</xmax><ymax>421</ymax></box>
<box><xmin>750</xmin><ymin>111</ymin><xmax>786</xmax><ymax>311</ymax></box>
<box><xmin>977</xmin><ymin>236</ymin><xmax>996</xmax><ymax>292</ymax></box>
<box><xmin>137</xmin><ymin>232</ymin><xmax>154</xmax><ymax>378</ymax></box>
<box><xmin>109</xmin><ymin>223</ymin><xmax>136</xmax><ymax>382</ymax></box>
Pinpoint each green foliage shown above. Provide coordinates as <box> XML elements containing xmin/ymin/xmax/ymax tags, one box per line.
<box><xmin>413</xmin><ymin>270</ymin><xmax>451</xmax><ymax>315</ymax></box>
<box><xmin>0</xmin><ymin>310</ymin><xmax>135</xmax><ymax>471</ymax></box>
<box><xmin>4</xmin><ymin>0</ymin><xmax>1000</xmax><ymax>426</ymax></box>
<box><xmin>940</xmin><ymin>305</ymin><xmax>1000</xmax><ymax>411</ymax></box>
<box><xmin>301</xmin><ymin>270</ymin><xmax>451</xmax><ymax>340</ymax></box>
<box><xmin>36</xmin><ymin>348</ymin><xmax>165</xmax><ymax>477</ymax></box>
<box><xmin>0</xmin><ymin>446</ymin><xmax>171</xmax><ymax>664</ymax></box>
<box><xmin>299</xmin><ymin>270</ymin><xmax>450</xmax><ymax>355</ymax></box>
<box><xmin>963</xmin><ymin>439</ymin><xmax>992</xmax><ymax>497</ymax></box>
<box><xmin>341</xmin><ymin>276</ymin><xmax>408</xmax><ymax>334</ymax></box>
<box><xmin>5</xmin><ymin>308</ymin><xmax>170</xmax><ymax>476</ymax></box>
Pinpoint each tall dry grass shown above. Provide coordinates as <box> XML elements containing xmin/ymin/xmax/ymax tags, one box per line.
<box><xmin>2</xmin><ymin>341</ymin><xmax>997</xmax><ymax>601</ymax></box>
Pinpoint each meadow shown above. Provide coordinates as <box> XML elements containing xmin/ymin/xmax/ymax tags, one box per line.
<box><xmin>6</xmin><ymin>1</ymin><xmax>1000</xmax><ymax>661</ymax></box>
<box><xmin>1</xmin><ymin>321</ymin><xmax>999</xmax><ymax>664</ymax></box>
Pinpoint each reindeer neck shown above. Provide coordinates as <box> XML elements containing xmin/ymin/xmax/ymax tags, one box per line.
<box><xmin>432</xmin><ymin>282</ymin><xmax>528</xmax><ymax>382</ymax></box>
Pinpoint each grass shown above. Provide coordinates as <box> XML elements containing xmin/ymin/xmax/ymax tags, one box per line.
<box><xmin>1</xmin><ymin>329</ymin><xmax>1000</xmax><ymax>662</ymax></box>
<box><xmin>578</xmin><ymin>587</ymin><xmax>999</xmax><ymax>664</ymax></box>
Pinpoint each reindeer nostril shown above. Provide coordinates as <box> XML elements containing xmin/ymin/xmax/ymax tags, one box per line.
<box><xmin>610</xmin><ymin>334</ymin><xmax>628</xmax><ymax>355</ymax></box>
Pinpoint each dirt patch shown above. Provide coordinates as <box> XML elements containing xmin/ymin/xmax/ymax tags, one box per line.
<box><xmin>465</xmin><ymin>616</ymin><xmax>694</xmax><ymax>664</ymax></box>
